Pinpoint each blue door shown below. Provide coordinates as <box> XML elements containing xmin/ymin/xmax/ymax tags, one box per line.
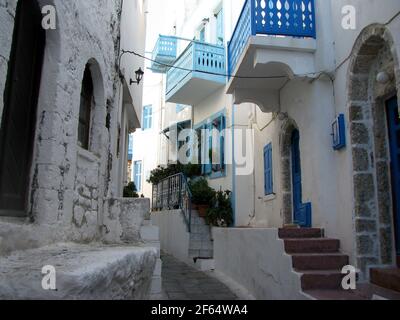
<box><xmin>291</xmin><ymin>130</ymin><xmax>312</xmax><ymax>227</ymax></box>
<box><xmin>386</xmin><ymin>96</ymin><xmax>400</xmax><ymax>260</ymax></box>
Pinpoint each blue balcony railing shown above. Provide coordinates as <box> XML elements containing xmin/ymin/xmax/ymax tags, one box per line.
<box><xmin>166</xmin><ymin>41</ymin><xmax>226</xmax><ymax>98</ymax></box>
<box><xmin>151</xmin><ymin>35</ymin><xmax>178</xmax><ymax>73</ymax></box>
<box><xmin>228</xmin><ymin>0</ymin><xmax>316</xmax><ymax>76</ymax></box>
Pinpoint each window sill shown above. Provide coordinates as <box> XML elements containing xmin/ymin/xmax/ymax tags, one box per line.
<box><xmin>77</xmin><ymin>146</ymin><xmax>100</xmax><ymax>163</ymax></box>
<box><xmin>209</xmin><ymin>171</ymin><xmax>226</xmax><ymax>180</ymax></box>
<box><xmin>263</xmin><ymin>193</ymin><xmax>276</xmax><ymax>202</ymax></box>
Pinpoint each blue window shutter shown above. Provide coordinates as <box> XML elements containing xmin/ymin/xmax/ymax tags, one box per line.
<box><xmin>142</xmin><ymin>106</ymin><xmax>153</xmax><ymax>130</ymax></box>
<box><xmin>205</xmin><ymin>123</ymin><xmax>212</xmax><ymax>174</ymax></box>
<box><xmin>264</xmin><ymin>143</ymin><xmax>273</xmax><ymax>195</ymax></box>
<box><xmin>220</xmin><ymin>115</ymin><xmax>226</xmax><ymax>170</ymax></box>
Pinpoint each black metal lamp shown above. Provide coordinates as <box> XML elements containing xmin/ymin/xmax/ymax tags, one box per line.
<box><xmin>130</xmin><ymin>68</ymin><xmax>144</xmax><ymax>85</ymax></box>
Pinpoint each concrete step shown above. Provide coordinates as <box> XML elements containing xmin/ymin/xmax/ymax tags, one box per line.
<box><xmin>292</xmin><ymin>253</ymin><xmax>349</xmax><ymax>271</ymax></box>
<box><xmin>305</xmin><ymin>283</ymin><xmax>400</xmax><ymax>300</ymax></box>
<box><xmin>284</xmin><ymin>238</ymin><xmax>340</xmax><ymax>254</ymax></box>
<box><xmin>0</xmin><ymin>243</ymin><xmax>158</xmax><ymax>299</ymax></box>
<box><xmin>370</xmin><ymin>268</ymin><xmax>400</xmax><ymax>293</ymax></box>
<box><xmin>279</xmin><ymin>228</ymin><xmax>323</xmax><ymax>239</ymax></box>
<box><xmin>300</xmin><ymin>270</ymin><xmax>344</xmax><ymax>290</ymax></box>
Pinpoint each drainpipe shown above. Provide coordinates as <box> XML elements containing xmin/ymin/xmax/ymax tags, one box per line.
<box><xmin>231</xmin><ymin>104</ymin><xmax>236</xmax><ymax>226</ymax></box>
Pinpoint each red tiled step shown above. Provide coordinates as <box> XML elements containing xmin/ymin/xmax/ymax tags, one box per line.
<box><xmin>279</xmin><ymin>228</ymin><xmax>323</xmax><ymax>239</ymax></box>
<box><xmin>300</xmin><ymin>270</ymin><xmax>344</xmax><ymax>291</ymax></box>
<box><xmin>370</xmin><ymin>268</ymin><xmax>400</xmax><ymax>293</ymax></box>
<box><xmin>284</xmin><ymin>238</ymin><xmax>340</xmax><ymax>254</ymax></box>
<box><xmin>292</xmin><ymin>253</ymin><xmax>349</xmax><ymax>271</ymax></box>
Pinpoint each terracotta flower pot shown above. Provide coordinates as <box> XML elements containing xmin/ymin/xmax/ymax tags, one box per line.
<box><xmin>197</xmin><ymin>205</ymin><xmax>209</xmax><ymax>218</ymax></box>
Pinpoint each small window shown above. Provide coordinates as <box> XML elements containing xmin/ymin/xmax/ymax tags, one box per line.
<box><xmin>176</xmin><ymin>104</ymin><xmax>187</xmax><ymax>113</ymax></box>
<box><xmin>215</xmin><ymin>8</ymin><xmax>224</xmax><ymax>46</ymax></box>
<box><xmin>134</xmin><ymin>161</ymin><xmax>143</xmax><ymax>192</ymax></box>
<box><xmin>264</xmin><ymin>143</ymin><xmax>273</xmax><ymax>195</ymax></box>
<box><xmin>143</xmin><ymin>105</ymin><xmax>153</xmax><ymax>130</ymax></box>
<box><xmin>78</xmin><ymin>66</ymin><xmax>94</xmax><ymax>150</ymax></box>
<box><xmin>195</xmin><ymin>113</ymin><xmax>226</xmax><ymax>176</ymax></box>
<box><xmin>199</xmin><ymin>26</ymin><xmax>206</xmax><ymax>42</ymax></box>
<box><xmin>128</xmin><ymin>134</ymin><xmax>133</xmax><ymax>161</ymax></box>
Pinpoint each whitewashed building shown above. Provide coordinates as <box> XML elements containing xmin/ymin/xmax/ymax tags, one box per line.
<box><xmin>149</xmin><ymin>0</ymin><xmax>400</xmax><ymax>299</ymax></box>
<box><xmin>0</xmin><ymin>0</ymin><xmax>161</xmax><ymax>299</ymax></box>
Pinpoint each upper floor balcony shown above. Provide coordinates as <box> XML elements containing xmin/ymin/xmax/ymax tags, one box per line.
<box><xmin>227</xmin><ymin>0</ymin><xmax>318</xmax><ymax>112</ymax></box>
<box><xmin>166</xmin><ymin>41</ymin><xmax>226</xmax><ymax>106</ymax></box>
<box><xmin>151</xmin><ymin>35</ymin><xmax>177</xmax><ymax>74</ymax></box>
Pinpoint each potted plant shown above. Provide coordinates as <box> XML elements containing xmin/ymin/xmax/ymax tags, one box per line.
<box><xmin>206</xmin><ymin>190</ymin><xmax>233</xmax><ymax>228</ymax></box>
<box><xmin>123</xmin><ymin>182</ymin><xmax>139</xmax><ymax>198</ymax></box>
<box><xmin>189</xmin><ymin>178</ymin><xmax>215</xmax><ymax>217</ymax></box>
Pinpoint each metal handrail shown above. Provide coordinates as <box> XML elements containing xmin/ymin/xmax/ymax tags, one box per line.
<box><xmin>152</xmin><ymin>173</ymin><xmax>192</xmax><ymax>232</ymax></box>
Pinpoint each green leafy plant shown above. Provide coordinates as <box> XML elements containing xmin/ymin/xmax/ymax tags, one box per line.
<box><xmin>123</xmin><ymin>182</ymin><xmax>139</xmax><ymax>198</ymax></box>
<box><xmin>147</xmin><ymin>163</ymin><xmax>183</xmax><ymax>185</ymax></box>
<box><xmin>206</xmin><ymin>190</ymin><xmax>233</xmax><ymax>227</ymax></box>
<box><xmin>147</xmin><ymin>162</ymin><xmax>202</xmax><ymax>185</ymax></box>
<box><xmin>182</xmin><ymin>163</ymin><xmax>202</xmax><ymax>178</ymax></box>
<box><xmin>189</xmin><ymin>178</ymin><xmax>216</xmax><ymax>205</ymax></box>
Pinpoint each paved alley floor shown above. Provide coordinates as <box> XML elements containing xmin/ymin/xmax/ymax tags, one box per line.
<box><xmin>161</xmin><ymin>254</ymin><xmax>238</xmax><ymax>300</ymax></box>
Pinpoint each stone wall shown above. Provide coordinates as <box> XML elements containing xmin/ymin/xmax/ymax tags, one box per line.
<box><xmin>0</xmin><ymin>0</ymin><xmax>132</xmax><ymax>250</ymax></box>
<box><xmin>0</xmin><ymin>0</ymin><xmax>156</xmax><ymax>246</ymax></box>
<box><xmin>103</xmin><ymin>198</ymin><xmax>150</xmax><ymax>244</ymax></box>
<box><xmin>348</xmin><ymin>24</ymin><xmax>400</xmax><ymax>277</ymax></box>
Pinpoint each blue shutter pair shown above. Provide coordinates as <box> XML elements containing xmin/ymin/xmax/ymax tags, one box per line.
<box><xmin>264</xmin><ymin>143</ymin><xmax>273</xmax><ymax>195</ymax></box>
<box><xmin>142</xmin><ymin>106</ymin><xmax>152</xmax><ymax>130</ymax></box>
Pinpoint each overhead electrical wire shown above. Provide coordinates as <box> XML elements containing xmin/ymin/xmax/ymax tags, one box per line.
<box><xmin>121</xmin><ymin>10</ymin><xmax>400</xmax><ymax>81</ymax></box>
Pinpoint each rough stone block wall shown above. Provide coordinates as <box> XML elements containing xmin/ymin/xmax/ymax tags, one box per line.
<box><xmin>0</xmin><ymin>0</ymin><xmax>142</xmax><ymax>251</ymax></box>
<box><xmin>0</xmin><ymin>0</ymin><xmax>17</xmax><ymax>128</ymax></box>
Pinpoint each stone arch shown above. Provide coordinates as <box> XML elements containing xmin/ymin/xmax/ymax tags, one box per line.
<box><xmin>347</xmin><ymin>24</ymin><xmax>400</xmax><ymax>277</ymax></box>
<box><xmin>79</xmin><ymin>58</ymin><xmax>106</xmax><ymax>156</ymax></box>
<box><xmin>279</xmin><ymin>116</ymin><xmax>299</xmax><ymax>225</ymax></box>
<box><xmin>27</xmin><ymin>0</ymin><xmax>62</xmax><ymax>221</ymax></box>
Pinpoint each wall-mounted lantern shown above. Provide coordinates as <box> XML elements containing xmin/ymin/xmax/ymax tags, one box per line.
<box><xmin>332</xmin><ymin>114</ymin><xmax>346</xmax><ymax>151</ymax></box>
<box><xmin>130</xmin><ymin>68</ymin><xmax>144</xmax><ymax>85</ymax></box>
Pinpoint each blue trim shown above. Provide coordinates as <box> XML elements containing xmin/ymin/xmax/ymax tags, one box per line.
<box><xmin>332</xmin><ymin>114</ymin><xmax>346</xmax><ymax>150</ymax></box>
<box><xmin>264</xmin><ymin>143</ymin><xmax>273</xmax><ymax>195</ymax></box>
<box><xmin>210</xmin><ymin>171</ymin><xmax>227</xmax><ymax>180</ymax></box>
<box><xmin>231</xmin><ymin>105</ymin><xmax>236</xmax><ymax>227</ymax></box>
<box><xmin>386</xmin><ymin>96</ymin><xmax>400</xmax><ymax>256</ymax></box>
<box><xmin>291</xmin><ymin>129</ymin><xmax>311</xmax><ymax>228</ymax></box>
<box><xmin>142</xmin><ymin>105</ymin><xmax>153</xmax><ymax>130</ymax></box>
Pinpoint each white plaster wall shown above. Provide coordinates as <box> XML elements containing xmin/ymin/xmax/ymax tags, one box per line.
<box><xmin>0</xmin><ymin>0</ymin><xmax>148</xmax><ymax>253</ymax></box>
<box><xmin>151</xmin><ymin>210</ymin><xmax>191</xmax><ymax>264</ymax></box>
<box><xmin>131</xmin><ymin>63</ymin><xmax>163</xmax><ymax>198</ymax></box>
<box><xmin>213</xmin><ymin>228</ymin><xmax>309</xmax><ymax>300</ymax></box>
<box><xmin>120</xmin><ymin>0</ymin><xmax>147</xmax><ymax>124</ymax></box>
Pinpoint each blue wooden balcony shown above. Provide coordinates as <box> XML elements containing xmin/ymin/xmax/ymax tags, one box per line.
<box><xmin>151</xmin><ymin>35</ymin><xmax>177</xmax><ymax>74</ymax></box>
<box><xmin>228</xmin><ymin>0</ymin><xmax>316</xmax><ymax>76</ymax></box>
<box><xmin>166</xmin><ymin>42</ymin><xmax>226</xmax><ymax>106</ymax></box>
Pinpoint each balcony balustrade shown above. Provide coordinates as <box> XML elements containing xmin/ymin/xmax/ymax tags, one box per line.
<box><xmin>228</xmin><ymin>0</ymin><xmax>316</xmax><ymax>76</ymax></box>
<box><xmin>166</xmin><ymin>41</ymin><xmax>226</xmax><ymax>106</ymax></box>
<box><xmin>151</xmin><ymin>35</ymin><xmax>178</xmax><ymax>74</ymax></box>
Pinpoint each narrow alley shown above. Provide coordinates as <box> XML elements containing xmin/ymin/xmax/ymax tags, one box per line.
<box><xmin>161</xmin><ymin>254</ymin><xmax>237</xmax><ymax>300</ymax></box>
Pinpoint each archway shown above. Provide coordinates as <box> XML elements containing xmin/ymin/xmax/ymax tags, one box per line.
<box><xmin>0</xmin><ymin>0</ymin><xmax>45</xmax><ymax>216</ymax></box>
<box><xmin>348</xmin><ymin>24</ymin><xmax>400</xmax><ymax>275</ymax></box>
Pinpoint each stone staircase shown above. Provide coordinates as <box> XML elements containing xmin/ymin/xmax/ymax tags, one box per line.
<box><xmin>279</xmin><ymin>228</ymin><xmax>349</xmax><ymax>291</ymax></box>
<box><xmin>371</xmin><ymin>268</ymin><xmax>400</xmax><ymax>293</ymax></box>
<box><xmin>188</xmin><ymin>210</ymin><xmax>213</xmax><ymax>259</ymax></box>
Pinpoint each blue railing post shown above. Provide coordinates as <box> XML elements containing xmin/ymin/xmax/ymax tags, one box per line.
<box><xmin>250</xmin><ymin>0</ymin><xmax>256</xmax><ymax>36</ymax></box>
<box><xmin>228</xmin><ymin>0</ymin><xmax>316</xmax><ymax>76</ymax></box>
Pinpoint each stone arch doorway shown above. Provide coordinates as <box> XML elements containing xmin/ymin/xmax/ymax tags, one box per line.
<box><xmin>348</xmin><ymin>24</ymin><xmax>400</xmax><ymax>275</ymax></box>
<box><xmin>279</xmin><ymin>117</ymin><xmax>311</xmax><ymax>227</ymax></box>
<box><xmin>0</xmin><ymin>0</ymin><xmax>46</xmax><ymax>216</ymax></box>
